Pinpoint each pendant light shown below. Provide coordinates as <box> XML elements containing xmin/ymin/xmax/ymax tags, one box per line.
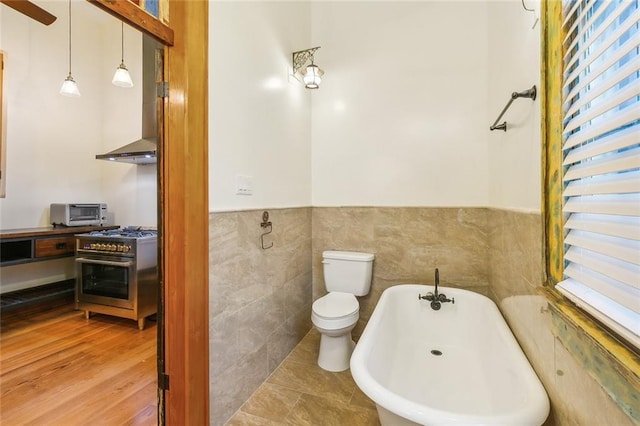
<box><xmin>112</xmin><ymin>21</ymin><xmax>133</xmax><ymax>88</ymax></box>
<box><xmin>59</xmin><ymin>0</ymin><xmax>80</xmax><ymax>97</ymax></box>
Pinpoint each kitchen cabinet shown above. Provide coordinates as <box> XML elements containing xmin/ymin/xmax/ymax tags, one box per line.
<box><xmin>0</xmin><ymin>226</ymin><xmax>118</xmax><ymax>266</ymax></box>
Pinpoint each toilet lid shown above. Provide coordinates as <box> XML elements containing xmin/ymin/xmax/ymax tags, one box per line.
<box><xmin>312</xmin><ymin>292</ymin><xmax>359</xmax><ymax>318</ymax></box>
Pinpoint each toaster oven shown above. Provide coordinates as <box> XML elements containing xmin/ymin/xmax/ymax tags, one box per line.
<box><xmin>50</xmin><ymin>203</ymin><xmax>108</xmax><ymax>227</ymax></box>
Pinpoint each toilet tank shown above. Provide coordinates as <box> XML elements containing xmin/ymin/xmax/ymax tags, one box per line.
<box><xmin>322</xmin><ymin>251</ymin><xmax>375</xmax><ymax>296</ymax></box>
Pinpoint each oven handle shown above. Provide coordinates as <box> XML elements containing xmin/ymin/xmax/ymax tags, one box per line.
<box><xmin>75</xmin><ymin>257</ymin><xmax>134</xmax><ymax>268</ymax></box>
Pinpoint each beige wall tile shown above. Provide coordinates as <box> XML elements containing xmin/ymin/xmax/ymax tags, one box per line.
<box><xmin>212</xmin><ymin>206</ymin><xmax>631</xmax><ymax>426</ymax></box>
<box><xmin>212</xmin><ymin>343</ymin><xmax>269</xmax><ymax>426</ymax></box>
<box><xmin>312</xmin><ymin>207</ymin><xmax>490</xmax><ymax>337</ymax></box>
<box><xmin>210</xmin><ymin>208</ymin><xmax>312</xmax><ymax>426</ymax></box>
<box><xmin>490</xmin><ymin>209</ymin><xmax>633</xmax><ymax>426</ymax></box>
<box><xmin>553</xmin><ymin>338</ymin><xmax>635</xmax><ymax>426</ymax></box>
<box><xmin>488</xmin><ymin>209</ymin><xmax>544</xmax><ymax>302</ymax></box>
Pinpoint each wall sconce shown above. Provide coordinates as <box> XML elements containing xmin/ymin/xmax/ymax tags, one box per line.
<box><xmin>292</xmin><ymin>46</ymin><xmax>324</xmax><ymax>89</ymax></box>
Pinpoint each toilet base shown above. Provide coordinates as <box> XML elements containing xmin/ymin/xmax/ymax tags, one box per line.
<box><xmin>317</xmin><ymin>332</ymin><xmax>356</xmax><ymax>372</ymax></box>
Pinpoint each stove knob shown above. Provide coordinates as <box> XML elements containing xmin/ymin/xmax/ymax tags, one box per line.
<box><xmin>110</xmin><ymin>244</ymin><xmax>117</xmax><ymax>251</ymax></box>
<box><xmin>124</xmin><ymin>245</ymin><xmax>131</xmax><ymax>253</ymax></box>
<box><xmin>90</xmin><ymin>243</ymin><xmax>96</xmax><ymax>250</ymax></box>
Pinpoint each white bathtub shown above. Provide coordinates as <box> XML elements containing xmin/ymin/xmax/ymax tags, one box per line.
<box><xmin>350</xmin><ymin>284</ymin><xmax>549</xmax><ymax>426</ymax></box>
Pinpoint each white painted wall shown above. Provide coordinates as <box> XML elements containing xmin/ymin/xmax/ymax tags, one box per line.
<box><xmin>310</xmin><ymin>1</ymin><xmax>491</xmax><ymax>207</ymax></box>
<box><xmin>0</xmin><ymin>0</ymin><xmax>153</xmax><ymax>292</ymax></box>
<box><xmin>208</xmin><ymin>0</ymin><xmax>542</xmax><ymax>212</ymax></box>
<box><xmin>209</xmin><ymin>1</ymin><xmax>312</xmax><ymax>212</ymax></box>
<box><xmin>1</xmin><ymin>0</ymin><xmax>541</xmax><ymax>231</ymax></box>
<box><xmin>98</xmin><ymin>20</ymin><xmax>156</xmax><ymax>227</ymax></box>
<box><xmin>0</xmin><ymin>0</ymin><xmax>153</xmax><ymax>229</ymax></box>
<box><xmin>0</xmin><ymin>0</ymin><xmax>105</xmax><ymax>228</ymax></box>
<box><xmin>487</xmin><ymin>0</ymin><xmax>541</xmax><ymax>212</ymax></box>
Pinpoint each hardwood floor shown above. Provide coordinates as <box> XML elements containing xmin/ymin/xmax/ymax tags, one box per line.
<box><xmin>0</xmin><ymin>302</ymin><xmax>157</xmax><ymax>425</ymax></box>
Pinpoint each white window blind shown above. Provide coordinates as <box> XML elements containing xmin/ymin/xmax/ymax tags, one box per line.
<box><xmin>557</xmin><ymin>0</ymin><xmax>640</xmax><ymax>350</ymax></box>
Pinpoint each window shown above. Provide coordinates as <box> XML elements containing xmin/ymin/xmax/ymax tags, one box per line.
<box><xmin>556</xmin><ymin>0</ymin><xmax>639</xmax><ymax>350</ymax></box>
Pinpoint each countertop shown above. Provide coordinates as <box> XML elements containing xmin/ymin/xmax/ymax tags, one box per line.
<box><xmin>0</xmin><ymin>225</ymin><xmax>119</xmax><ymax>240</ymax></box>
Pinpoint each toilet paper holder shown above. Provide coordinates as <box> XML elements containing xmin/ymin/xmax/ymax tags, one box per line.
<box><xmin>260</xmin><ymin>211</ymin><xmax>273</xmax><ymax>249</ymax></box>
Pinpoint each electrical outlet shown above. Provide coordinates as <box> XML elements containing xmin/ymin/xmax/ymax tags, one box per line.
<box><xmin>236</xmin><ymin>175</ymin><xmax>253</xmax><ymax>196</ymax></box>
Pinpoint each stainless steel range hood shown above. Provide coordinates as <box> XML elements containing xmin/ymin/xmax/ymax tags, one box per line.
<box><xmin>96</xmin><ymin>35</ymin><xmax>159</xmax><ymax>165</ymax></box>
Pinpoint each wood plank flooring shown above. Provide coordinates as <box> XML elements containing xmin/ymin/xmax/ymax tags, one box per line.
<box><xmin>0</xmin><ymin>302</ymin><xmax>157</xmax><ymax>425</ymax></box>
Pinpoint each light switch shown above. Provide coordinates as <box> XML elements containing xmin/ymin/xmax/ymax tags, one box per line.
<box><xmin>236</xmin><ymin>175</ymin><xmax>253</xmax><ymax>196</ymax></box>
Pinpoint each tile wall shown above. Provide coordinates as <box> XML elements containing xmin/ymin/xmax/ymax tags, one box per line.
<box><xmin>209</xmin><ymin>206</ymin><xmax>633</xmax><ymax>426</ymax></box>
<box><xmin>312</xmin><ymin>207</ymin><xmax>490</xmax><ymax>339</ymax></box>
<box><xmin>209</xmin><ymin>208</ymin><xmax>313</xmax><ymax>426</ymax></box>
<box><xmin>489</xmin><ymin>209</ymin><xmax>634</xmax><ymax>426</ymax></box>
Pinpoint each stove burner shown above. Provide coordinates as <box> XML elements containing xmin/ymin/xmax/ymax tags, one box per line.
<box><xmin>87</xmin><ymin>226</ymin><xmax>157</xmax><ymax>239</ymax></box>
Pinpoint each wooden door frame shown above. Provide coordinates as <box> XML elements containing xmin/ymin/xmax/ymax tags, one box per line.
<box><xmin>87</xmin><ymin>1</ymin><xmax>209</xmax><ymax>422</ymax></box>
<box><xmin>163</xmin><ymin>1</ymin><xmax>209</xmax><ymax>423</ymax></box>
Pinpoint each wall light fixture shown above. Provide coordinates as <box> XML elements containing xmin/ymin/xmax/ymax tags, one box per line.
<box><xmin>292</xmin><ymin>46</ymin><xmax>324</xmax><ymax>89</ymax></box>
<box><xmin>59</xmin><ymin>0</ymin><xmax>80</xmax><ymax>97</ymax></box>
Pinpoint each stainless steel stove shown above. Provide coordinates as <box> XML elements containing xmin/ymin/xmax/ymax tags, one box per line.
<box><xmin>75</xmin><ymin>226</ymin><xmax>158</xmax><ymax>330</ymax></box>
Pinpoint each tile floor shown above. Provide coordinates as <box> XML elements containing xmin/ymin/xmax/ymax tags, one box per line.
<box><xmin>225</xmin><ymin>329</ymin><xmax>381</xmax><ymax>425</ymax></box>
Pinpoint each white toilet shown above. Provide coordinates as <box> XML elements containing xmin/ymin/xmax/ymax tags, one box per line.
<box><xmin>312</xmin><ymin>250</ymin><xmax>375</xmax><ymax>372</ymax></box>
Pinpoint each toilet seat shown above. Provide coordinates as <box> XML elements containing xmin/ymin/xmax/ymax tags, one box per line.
<box><xmin>312</xmin><ymin>292</ymin><xmax>359</xmax><ymax>330</ymax></box>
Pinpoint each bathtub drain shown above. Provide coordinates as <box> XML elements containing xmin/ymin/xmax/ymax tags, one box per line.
<box><xmin>430</xmin><ymin>349</ymin><xmax>443</xmax><ymax>356</ymax></box>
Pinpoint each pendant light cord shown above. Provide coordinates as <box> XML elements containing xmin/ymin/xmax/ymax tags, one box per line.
<box><xmin>121</xmin><ymin>21</ymin><xmax>124</xmax><ymax>63</ymax></box>
<box><xmin>67</xmin><ymin>0</ymin><xmax>71</xmax><ymax>74</ymax></box>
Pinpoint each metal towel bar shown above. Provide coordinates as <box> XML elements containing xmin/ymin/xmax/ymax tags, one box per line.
<box><xmin>490</xmin><ymin>85</ymin><xmax>537</xmax><ymax>132</ymax></box>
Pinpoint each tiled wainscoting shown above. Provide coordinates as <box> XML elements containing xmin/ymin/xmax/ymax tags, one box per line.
<box><xmin>209</xmin><ymin>208</ymin><xmax>313</xmax><ymax>425</ymax></box>
<box><xmin>210</xmin><ymin>207</ymin><xmax>635</xmax><ymax>426</ymax></box>
<box><xmin>489</xmin><ymin>211</ymin><xmax>635</xmax><ymax>426</ymax></box>
<box><xmin>312</xmin><ymin>207</ymin><xmax>491</xmax><ymax>340</ymax></box>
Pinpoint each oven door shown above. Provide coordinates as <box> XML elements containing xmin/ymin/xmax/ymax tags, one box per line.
<box><xmin>75</xmin><ymin>256</ymin><xmax>135</xmax><ymax>309</ymax></box>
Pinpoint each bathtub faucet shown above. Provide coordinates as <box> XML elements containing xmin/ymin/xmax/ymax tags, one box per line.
<box><xmin>418</xmin><ymin>268</ymin><xmax>455</xmax><ymax>311</ymax></box>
